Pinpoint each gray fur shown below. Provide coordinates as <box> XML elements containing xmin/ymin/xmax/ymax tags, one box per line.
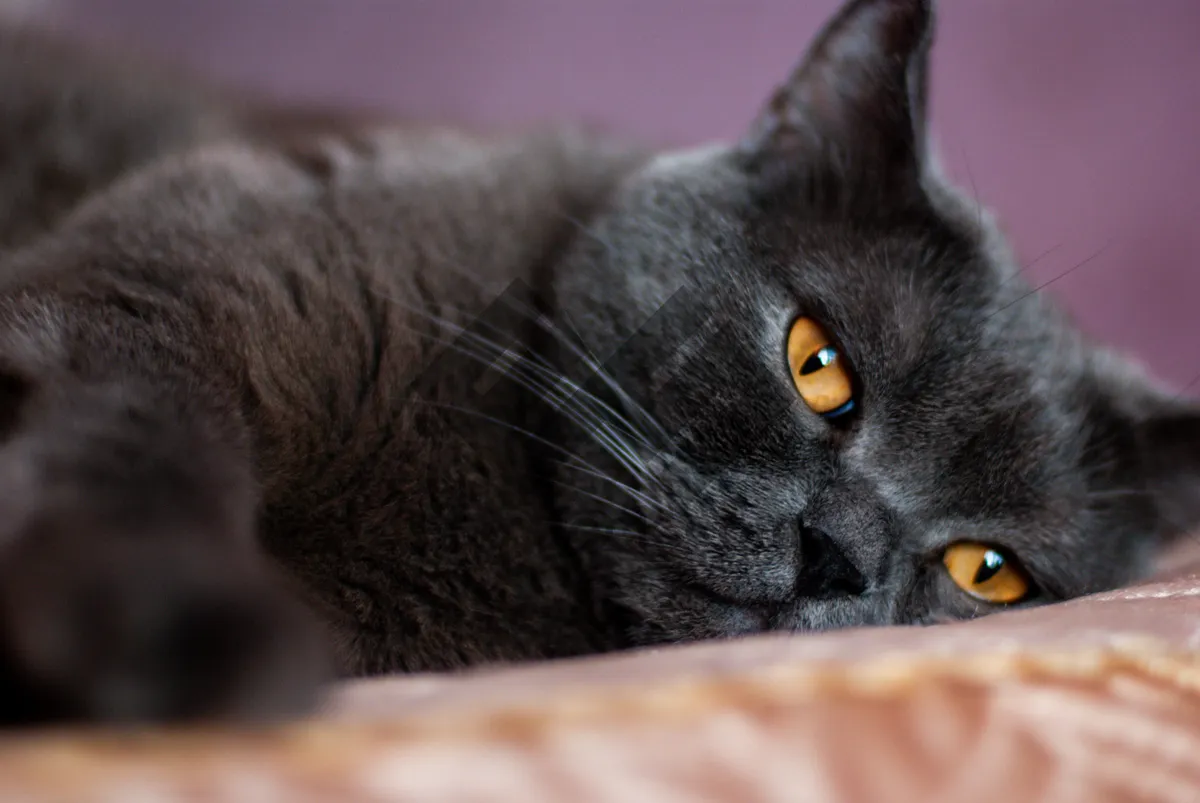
<box><xmin>0</xmin><ymin>0</ymin><xmax>1195</xmax><ymax>724</ymax></box>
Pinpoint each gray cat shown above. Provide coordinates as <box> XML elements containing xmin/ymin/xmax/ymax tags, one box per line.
<box><xmin>0</xmin><ymin>0</ymin><xmax>1195</xmax><ymax>724</ymax></box>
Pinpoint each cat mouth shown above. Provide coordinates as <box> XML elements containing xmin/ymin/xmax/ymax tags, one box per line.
<box><xmin>681</xmin><ymin>582</ymin><xmax>885</xmax><ymax>636</ymax></box>
<box><xmin>767</xmin><ymin>595</ymin><xmax>887</xmax><ymax>632</ymax></box>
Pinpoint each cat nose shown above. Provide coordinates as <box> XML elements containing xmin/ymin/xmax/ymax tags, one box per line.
<box><xmin>794</xmin><ymin>524</ymin><xmax>867</xmax><ymax>599</ymax></box>
<box><xmin>798</xmin><ymin>476</ymin><xmax>892</xmax><ymax>588</ymax></box>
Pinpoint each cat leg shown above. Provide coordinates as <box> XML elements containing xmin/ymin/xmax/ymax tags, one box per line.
<box><xmin>0</xmin><ymin>372</ymin><xmax>329</xmax><ymax>724</ymax></box>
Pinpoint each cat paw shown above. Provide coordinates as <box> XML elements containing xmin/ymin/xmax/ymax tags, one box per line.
<box><xmin>0</xmin><ymin>507</ymin><xmax>330</xmax><ymax>725</ymax></box>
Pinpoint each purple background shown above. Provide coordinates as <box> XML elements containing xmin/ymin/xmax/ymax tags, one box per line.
<box><xmin>40</xmin><ymin>0</ymin><xmax>1200</xmax><ymax>390</ymax></box>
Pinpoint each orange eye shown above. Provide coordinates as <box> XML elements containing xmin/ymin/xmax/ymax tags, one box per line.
<box><xmin>787</xmin><ymin>317</ymin><xmax>855</xmax><ymax>417</ymax></box>
<box><xmin>943</xmin><ymin>543</ymin><xmax>1031</xmax><ymax>604</ymax></box>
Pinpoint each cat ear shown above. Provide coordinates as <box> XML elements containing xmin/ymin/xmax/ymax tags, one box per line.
<box><xmin>1096</xmin><ymin>352</ymin><xmax>1200</xmax><ymax>538</ymax></box>
<box><xmin>1138</xmin><ymin>405</ymin><xmax>1200</xmax><ymax>539</ymax></box>
<box><xmin>738</xmin><ymin>0</ymin><xmax>934</xmax><ymax>202</ymax></box>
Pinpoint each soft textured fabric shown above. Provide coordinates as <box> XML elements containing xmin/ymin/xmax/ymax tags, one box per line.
<box><xmin>3</xmin><ymin>543</ymin><xmax>1200</xmax><ymax>802</ymax></box>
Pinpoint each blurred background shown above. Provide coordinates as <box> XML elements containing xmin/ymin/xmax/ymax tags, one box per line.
<box><xmin>27</xmin><ymin>0</ymin><xmax>1200</xmax><ymax>389</ymax></box>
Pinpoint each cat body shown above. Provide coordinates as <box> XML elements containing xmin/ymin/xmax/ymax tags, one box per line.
<box><xmin>0</xmin><ymin>29</ymin><xmax>649</xmax><ymax>707</ymax></box>
<box><xmin>0</xmin><ymin>0</ymin><xmax>1197</xmax><ymax>723</ymax></box>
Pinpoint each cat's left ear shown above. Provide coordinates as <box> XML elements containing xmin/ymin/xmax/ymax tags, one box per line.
<box><xmin>738</xmin><ymin>0</ymin><xmax>934</xmax><ymax>203</ymax></box>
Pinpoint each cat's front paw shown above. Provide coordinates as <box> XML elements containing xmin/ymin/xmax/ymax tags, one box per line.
<box><xmin>0</xmin><ymin>500</ymin><xmax>330</xmax><ymax>725</ymax></box>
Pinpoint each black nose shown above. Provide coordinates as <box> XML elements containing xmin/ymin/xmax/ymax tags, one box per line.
<box><xmin>795</xmin><ymin>524</ymin><xmax>868</xmax><ymax>599</ymax></box>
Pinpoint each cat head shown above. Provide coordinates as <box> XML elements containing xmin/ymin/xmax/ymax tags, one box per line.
<box><xmin>550</xmin><ymin>0</ymin><xmax>1200</xmax><ymax>642</ymax></box>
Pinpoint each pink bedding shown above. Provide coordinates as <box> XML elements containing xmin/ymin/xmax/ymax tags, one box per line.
<box><xmin>3</xmin><ymin>542</ymin><xmax>1200</xmax><ymax>802</ymax></box>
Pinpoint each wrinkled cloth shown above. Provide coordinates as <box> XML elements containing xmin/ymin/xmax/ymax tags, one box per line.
<box><xmin>5</xmin><ymin>545</ymin><xmax>1200</xmax><ymax>803</ymax></box>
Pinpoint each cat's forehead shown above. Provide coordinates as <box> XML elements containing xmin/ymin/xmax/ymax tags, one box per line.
<box><xmin>617</xmin><ymin>149</ymin><xmax>1093</xmax><ymax>401</ymax></box>
<box><xmin>634</xmin><ymin>157</ymin><xmax>1097</xmax><ymax>452</ymax></box>
<box><xmin>772</xmin><ymin>218</ymin><xmax>1089</xmax><ymax>424</ymax></box>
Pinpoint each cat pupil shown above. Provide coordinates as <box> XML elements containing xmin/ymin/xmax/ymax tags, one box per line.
<box><xmin>972</xmin><ymin>550</ymin><xmax>1005</xmax><ymax>585</ymax></box>
<box><xmin>799</xmin><ymin>347</ymin><xmax>837</xmax><ymax>376</ymax></box>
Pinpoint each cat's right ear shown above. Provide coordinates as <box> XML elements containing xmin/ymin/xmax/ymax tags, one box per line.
<box><xmin>737</xmin><ymin>0</ymin><xmax>934</xmax><ymax>206</ymax></box>
<box><xmin>1091</xmin><ymin>351</ymin><xmax>1200</xmax><ymax>540</ymax></box>
<box><xmin>1138</xmin><ymin>405</ymin><xmax>1200</xmax><ymax>541</ymax></box>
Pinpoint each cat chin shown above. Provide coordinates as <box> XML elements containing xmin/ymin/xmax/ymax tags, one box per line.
<box><xmin>618</xmin><ymin>577</ymin><xmax>893</xmax><ymax>644</ymax></box>
<box><xmin>767</xmin><ymin>595</ymin><xmax>892</xmax><ymax>633</ymax></box>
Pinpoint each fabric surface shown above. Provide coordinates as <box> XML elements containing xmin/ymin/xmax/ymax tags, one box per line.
<box><xmin>3</xmin><ymin>543</ymin><xmax>1200</xmax><ymax>802</ymax></box>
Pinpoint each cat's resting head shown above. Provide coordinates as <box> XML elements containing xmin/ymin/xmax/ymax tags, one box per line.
<box><xmin>549</xmin><ymin>0</ymin><xmax>1200</xmax><ymax>643</ymax></box>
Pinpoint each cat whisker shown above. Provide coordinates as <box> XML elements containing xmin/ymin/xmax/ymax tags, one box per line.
<box><xmin>1021</xmin><ymin>243</ymin><xmax>1064</xmax><ymax>274</ymax></box>
<box><xmin>492</xmin><ymin>350</ymin><xmax>664</xmax><ymax>491</ymax></box>
<box><xmin>394</xmin><ymin>296</ymin><xmax>645</xmax><ymax>437</ymax></box>
<box><xmin>496</xmin><ymin>288</ymin><xmax>677</xmax><ymax>456</ymax></box>
<box><xmin>984</xmin><ymin>242</ymin><xmax>1065</xmax><ymax>300</ymax></box>
<box><xmin>986</xmin><ymin>240</ymin><xmax>1113</xmax><ymax>321</ymax></box>
<box><xmin>365</xmin><ymin>238</ymin><xmax>675</xmax><ymax>462</ymax></box>
<box><xmin>1084</xmin><ymin>488</ymin><xmax>1153</xmax><ymax>501</ymax></box>
<box><xmin>393</xmin><ymin>320</ymin><xmax>662</xmax><ymax>493</ymax></box>
<box><xmin>414</xmin><ymin>387</ymin><xmax>680</xmax><ymax>538</ymax></box>
<box><xmin>555</xmin><ymin>523</ymin><xmax>645</xmax><ymax>538</ymax></box>
<box><xmin>423</xmin><ymin>325</ymin><xmax>668</xmax><ymax>495</ymax></box>
<box><xmin>554</xmin><ymin>458</ymin><xmax>668</xmax><ymax>514</ymax></box>
<box><xmin>1168</xmin><ymin>369</ymin><xmax>1200</xmax><ymax>403</ymax></box>
<box><xmin>413</xmin><ymin>398</ymin><xmax>653</xmax><ymax>508</ymax></box>
<box><xmin>397</xmin><ymin>321</ymin><xmax>684</xmax><ymax>528</ymax></box>
<box><xmin>551</xmin><ymin>481</ymin><xmax>655</xmax><ymax>527</ymax></box>
<box><xmin>450</xmin><ymin>321</ymin><xmax>662</xmax><ymax>465</ymax></box>
<box><xmin>958</xmin><ymin>146</ymin><xmax>985</xmax><ymax>235</ymax></box>
<box><xmin>374</xmin><ymin>288</ymin><xmax>665</xmax><ymax>463</ymax></box>
<box><xmin>554</xmin><ymin>522</ymin><xmax>686</xmax><ymax>555</ymax></box>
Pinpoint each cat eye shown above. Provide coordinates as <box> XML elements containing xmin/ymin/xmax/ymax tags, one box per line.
<box><xmin>942</xmin><ymin>543</ymin><xmax>1031</xmax><ymax>604</ymax></box>
<box><xmin>787</xmin><ymin>317</ymin><xmax>855</xmax><ymax>418</ymax></box>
